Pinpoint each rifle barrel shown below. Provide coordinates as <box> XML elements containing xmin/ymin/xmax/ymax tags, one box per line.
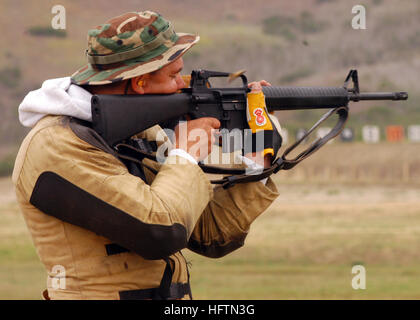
<box><xmin>349</xmin><ymin>92</ymin><xmax>408</xmax><ymax>101</ymax></box>
<box><xmin>262</xmin><ymin>86</ymin><xmax>408</xmax><ymax>111</ymax></box>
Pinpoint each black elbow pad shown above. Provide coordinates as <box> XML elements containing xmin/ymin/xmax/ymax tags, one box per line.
<box><xmin>188</xmin><ymin>237</ymin><xmax>245</xmax><ymax>258</ymax></box>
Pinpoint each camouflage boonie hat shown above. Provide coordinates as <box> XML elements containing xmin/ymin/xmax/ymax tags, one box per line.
<box><xmin>71</xmin><ymin>11</ymin><xmax>199</xmax><ymax>85</ymax></box>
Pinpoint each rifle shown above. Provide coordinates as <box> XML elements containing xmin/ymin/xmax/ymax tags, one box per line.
<box><xmin>91</xmin><ymin>69</ymin><xmax>408</xmax><ymax>188</ymax></box>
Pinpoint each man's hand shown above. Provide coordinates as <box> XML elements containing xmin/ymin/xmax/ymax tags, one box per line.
<box><xmin>248</xmin><ymin>80</ymin><xmax>271</xmax><ymax>93</ymax></box>
<box><xmin>174</xmin><ymin>117</ymin><xmax>221</xmax><ymax>162</ymax></box>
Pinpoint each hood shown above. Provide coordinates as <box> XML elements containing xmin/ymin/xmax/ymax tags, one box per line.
<box><xmin>18</xmin><ymin>77</ymin><xmax>92</xmax><ymax>127</ymax></box>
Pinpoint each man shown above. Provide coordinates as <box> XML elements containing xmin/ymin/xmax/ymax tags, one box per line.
<box><xmin>13</xmin><ymin>10</ymin><xmax>280</xmax><ymax>300</ymax></box>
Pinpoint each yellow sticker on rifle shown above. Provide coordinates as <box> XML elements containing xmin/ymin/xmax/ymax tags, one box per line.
<box><xmin>246</xmin><ymin>91</ymin><xmax>273</xmax><ymax>133</ymax></box>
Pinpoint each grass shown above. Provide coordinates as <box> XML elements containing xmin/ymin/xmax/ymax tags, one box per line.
<box><xmin>186</xmin><ymin>262</ymin><xmax>420</xmax><ymax>299</ymax></box>
<box><xmin>184</xmin><ymin>183</ymin><xmax>420</xmax><ymax>299</ymax></box>
<box><xmin>0</xmin><ymin>197</ymin><xmax>46</xmax><ymax>299</ymax></box>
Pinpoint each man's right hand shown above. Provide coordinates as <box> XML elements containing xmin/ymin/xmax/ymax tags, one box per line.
<box><xmin>174</xmin><ymin>117</ymin><xmax>221</xmax><ymax>162</ymax></box>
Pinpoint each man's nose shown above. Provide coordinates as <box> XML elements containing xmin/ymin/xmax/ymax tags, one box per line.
<box><xmin>177</xmin><ymin>75</ymin><xmax>186</xmax><ymax>89</ymax></box>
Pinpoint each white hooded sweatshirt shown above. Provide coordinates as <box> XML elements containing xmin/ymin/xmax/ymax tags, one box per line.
<box><xmin>18</xmin><ymin>77</ymin><xmax>92</xmax><ymax>128</ymax></box>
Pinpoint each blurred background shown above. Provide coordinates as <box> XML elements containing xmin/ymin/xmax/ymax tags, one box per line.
<box><xmin>0</xmin><ymin>0</ymin><xmax>419</xmax><ymax>299</ymax></box>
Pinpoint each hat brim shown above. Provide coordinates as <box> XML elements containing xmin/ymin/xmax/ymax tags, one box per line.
<box><xmin>71</xmin><ymin>33</ymin><xmax>199</xmax><ymax>86</ymax></box>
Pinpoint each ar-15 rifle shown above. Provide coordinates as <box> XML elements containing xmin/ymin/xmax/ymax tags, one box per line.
<box><xmin>91</xmin><ymin>69</ymin><xmax>408</xmax><ymax>188</ymax></box>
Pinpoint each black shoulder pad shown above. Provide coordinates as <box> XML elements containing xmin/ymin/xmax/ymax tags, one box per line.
<box><xmin>30</xmin><ymin>171</ymin><xmax>187</xmax><ymax>260</ymax></box>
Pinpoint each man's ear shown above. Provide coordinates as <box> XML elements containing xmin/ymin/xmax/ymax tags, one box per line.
<box><xmin>130</xmin><ymin>76</ymin><xmax>146</xmax><ymax>94</ymax></box>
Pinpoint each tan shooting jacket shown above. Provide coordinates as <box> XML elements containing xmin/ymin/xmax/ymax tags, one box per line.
<box><xmin>12</xmin><ymin>115</ymin><xmax>279</xmax><ymax>300</ymax></box>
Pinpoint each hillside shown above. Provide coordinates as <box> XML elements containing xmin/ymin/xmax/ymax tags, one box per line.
<box><xmin>0</xmin><ymin>0</ymin><xmax>418</xmax><ymax>150</ymax></box>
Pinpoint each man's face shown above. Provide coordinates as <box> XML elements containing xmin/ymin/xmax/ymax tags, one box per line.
<box><xmin>142</xmin><ymin>57</ymin><xmax>185</xmax><ymax>94</ymax></box>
